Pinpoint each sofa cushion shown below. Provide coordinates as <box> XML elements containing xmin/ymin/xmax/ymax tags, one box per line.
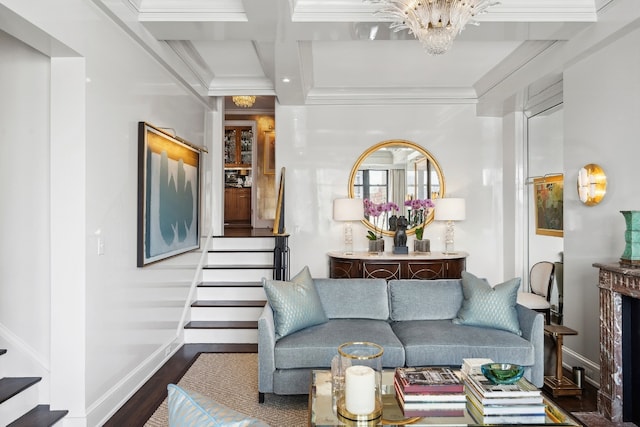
<box><xmin>314</xmin><ymin>278</ymin><xmax>389</xmax><ymax>320</ymax></box>
<box><xmin>388</xmin><ymin>279</ymin><xmax>463</xmax><ymax>321</ymax></box>
<box><xmin>453</xmin><ymin>271</ymin><xmax>522</xmax><ymax>336</ymax></box>
<box><xmin>167</xmin><ymin>384</ymin><xmax>268</xmax><ymax>427</ymax></box>
<box><xmin>274</xmin><ymin>318</ymin><xmax>405</xmax><ymax>369</ymax></box>
<box><xmin>392</xmin><ymin>320</ymin><xmax>535</xmax><ymax>367</ymax></box>
<box><xmin>263</xmin><ymin>266</ymin><xmax>328</xmax><ymax>340</ymax></box>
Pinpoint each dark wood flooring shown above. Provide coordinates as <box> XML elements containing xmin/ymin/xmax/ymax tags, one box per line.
<box><xmin>104</xmin><ymin>338</ymin><xmax>598</xmax><ymax>426</ymax></box>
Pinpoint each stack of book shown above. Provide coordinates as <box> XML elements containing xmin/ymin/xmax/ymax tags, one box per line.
<box><xmin>464</xmin><ymin>371</ymin><xmax>546</xmax><ymax>424</ymax></box>
<box><xmin>394</xmin><ymin>367</ymin><xmax>466</xmax><ymax>417</ymax></box>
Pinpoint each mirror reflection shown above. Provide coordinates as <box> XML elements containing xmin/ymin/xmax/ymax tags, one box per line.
<box><xmin>348</xmin><ymin>140</ymin><xmax>445</xmax><ymax>236</ymax></box>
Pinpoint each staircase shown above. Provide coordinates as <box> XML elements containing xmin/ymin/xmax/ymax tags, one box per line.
<box><xmin>184</xmin><ymin>234</ymin><xmax>285</xmax><ymax>344</ymax></box>
<box><xmin>0</xmin><ymin>349</ymin><xmax>67</xmax><ymax>426</ymax></box>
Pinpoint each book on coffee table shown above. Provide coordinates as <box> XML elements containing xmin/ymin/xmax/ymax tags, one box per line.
<box><xmin>464</xmin><ymin>372</ymin><xmax>540</xmax><ymax>398</ymax></box>
<box><xmin>395</xmin><ymin>367</ymin><xmax>464</xmax><ymax>393</ymax></box>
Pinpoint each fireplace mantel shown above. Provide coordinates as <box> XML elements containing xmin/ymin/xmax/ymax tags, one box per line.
<box><xmin>594</xmin><ymin>262</ymin><xmax>640</xmax><ymax>422</ymax></box>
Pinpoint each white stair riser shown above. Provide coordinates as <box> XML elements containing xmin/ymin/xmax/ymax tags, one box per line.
<box><xmin>197</xmin><ymin>286</ymin><xmax>266</xmax><ymax>301</ymax></box>
<box><xmin>203</xmin><ymin>269</ymin><xmax>273</xmax><ymax>282</ymax></box>
<box><xmin>0</xmin><ymin>383</ymin><xmax>38</xmax><ymax>427</ymax></box>
<box><xmin>207</xmin><ymin>251</ymin><xmax>273</xmax><ymax>266</ymax></box>
<box><xmin>210</xmin><ymin>237</ymin><xmax>274</xmax><ymax>251</ymax></box>
<box><xmin>184</xmin><ymin>328</ymin><xmax>258</xmax><ymax>344</ymax></box>
<box><xmin>191</xmin><ymin>306</ymin><xmax>264</xmax><ymax>321</ymax></box>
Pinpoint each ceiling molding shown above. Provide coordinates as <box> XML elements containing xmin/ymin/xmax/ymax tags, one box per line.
<box><xmin>166</xmin><ymin>40</ymin><xmax>213</xmax><ymax>89</ymax></box>
<box><xmin>305</xmin><ymin>87</ymin><xmax>479</xmax><ymax>105</ymax></box>
<box><xmin>135</xmin><ymin>0</ymin><xmax>247</xmax><ymax>21</ymax></box>
<box><xmin>207</xmin><ymin>77</ymin><xmax>275</xmax><ymax>96</ymax></box>
<box><xmin>290</xmin><ymin>0</ymin><xmax>598</xmax><ymax>22</ymax></box>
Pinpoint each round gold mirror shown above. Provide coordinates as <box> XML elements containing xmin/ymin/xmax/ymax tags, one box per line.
<box><xmin>577</xmin><ymin>163</ymin><xmax>607</xmax><ymax>206</ymax></box>
<box><xmin>348</xmin><ymin>140</ymin><xmax>445</xmax><ymax>236</ymax></box>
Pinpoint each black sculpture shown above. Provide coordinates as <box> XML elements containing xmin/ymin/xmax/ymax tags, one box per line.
<box><xmin>393</xmin><ymin>215</ymin><xmax>409</xmax><ymax>254</ymax></box>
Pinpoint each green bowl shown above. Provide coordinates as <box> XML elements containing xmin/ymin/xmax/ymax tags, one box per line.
<box><xmin>481</xmin><ymin>363</ymin><xmax>524</xmax><ymax>385</ymax></box>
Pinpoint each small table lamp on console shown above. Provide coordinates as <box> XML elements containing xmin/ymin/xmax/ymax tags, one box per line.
<box><xmin>333</xmin><ymin>198</ymin><xmax>363</xmax><ymax>255</ymax></box>
<box><xmin>434</xmin><ymin>198</ymin><xmax>466</xmax><ymax>254</ymax></box>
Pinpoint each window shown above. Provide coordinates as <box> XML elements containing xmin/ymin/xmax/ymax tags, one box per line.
<box><xmin>354</xmin><ymin>169</ymin><xmax>389</xmax><ymax>205</ymax></box>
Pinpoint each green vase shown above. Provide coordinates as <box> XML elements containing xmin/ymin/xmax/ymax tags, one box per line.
<box><xmin>620</xmin><ymin>211</ymin><xmax>640</xmax><ymax>267</ymax></box>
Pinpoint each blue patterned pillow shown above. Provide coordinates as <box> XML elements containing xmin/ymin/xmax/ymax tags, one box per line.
<box><xmin>263</xmin><ymin>265</ymin><xmax>328</xmax><ymax>340</ymax></box>
<box><xmin>167</xmin><ymin>384</ymin><xmax>268</xmax><ymax>427</ymax></box>
<box><xmin>453</xmin><ymin>271</ymin><xmax>522</xmax><ymax>336</ymax></box>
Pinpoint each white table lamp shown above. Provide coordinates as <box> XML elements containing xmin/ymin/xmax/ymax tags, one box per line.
<box><xmin>434</xmin><ymin>198</ymin><xmax>466</xmax><ymax>254</ymax></box>
<box><xmin>333</xmin><ymin>198</ymin><xmax>363</xmax><ymax>255</ymax></box>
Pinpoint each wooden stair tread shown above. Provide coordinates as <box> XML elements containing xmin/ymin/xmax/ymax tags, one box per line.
<box><xmin>203</xmin><ymin>264</ymin><xmax>275</xmax><ymax>270</ymax></box>
<box><xmin>198</xmin><ymin>281</ymin><xmax>263</xmax><ymax>287</ymax></box>
<box><xmin>0</xmin><ymin>377</ymin><xmax>41</xmax><ymax>404</ymax></box>
<box><xmin>191</xmin><ymin>300</ymin><xmax>266</xmax><ymax>308</ymax></box>
<box><xmin>184</xmin><ymin>321</ymin><xmax>258</xmax><ymax>329</ymax></box>
<box><xmin>8</xmin><ymin>405</ymin><xmax>68</xmax><ymax>427</ymax></box>
<box><xmin>208</xmin><ymin>249</ymin><xmax>273</xmax><ymax>253</ymax></box>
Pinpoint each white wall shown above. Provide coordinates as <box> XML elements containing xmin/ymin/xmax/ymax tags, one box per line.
<box><xmin>0</xmin><ymin>31</ymin><xmax>52</xmax><ymax>382</ymax></box>
<box><xmin>563</xmin><ymin>25</ymin><xmax>640</xmax><ymax>373</ymax></box>
<box><xmin>0</xmin><ymin>0</ymin><xmax>208</xmax><ymax>424</ymax></box>
<box><xmin>276</xmin><ymin>104</ymin><xmax>506</xmax><ymax>283</ymax></box>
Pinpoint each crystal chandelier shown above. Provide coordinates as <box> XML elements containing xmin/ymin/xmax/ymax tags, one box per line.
<box><xmin>372</xmin><ymin>0</ymin><xmax>497</xmax><ymax>55</ymax></box>
<box><xmin>232</xmin><ymin>95</ymin><xmax>256</xmax><ymax>108</ymax></box>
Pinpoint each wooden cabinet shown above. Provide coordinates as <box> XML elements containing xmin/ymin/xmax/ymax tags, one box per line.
<box><xmin>224</xmin><ymin>187</ymin><xmax>251</xmax><ymax>224</ymax></box>
<box><xmin>224</xmin><ymin>125</ymin><xmax>253</xmax><ymax>167</ymax></box>
<box><xmin>328</xmin><ymin>252</ymin><xmax>467</xmax><ymax>279</ymax></box>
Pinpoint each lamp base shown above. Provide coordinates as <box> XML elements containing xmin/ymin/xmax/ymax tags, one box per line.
<box><xmin>393</xmin><ymin>246</ymin><xmax>408</xmax><ymax>254</ymax></box>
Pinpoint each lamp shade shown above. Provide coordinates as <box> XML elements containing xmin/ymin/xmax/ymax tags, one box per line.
<box><xmin>333</xmin><ymin>198</ymin><xmax>363</xmax><ymax>221</ymax></box>
<box><xmin>434</xmin><ymin>198</ymin><xmax>466</xmax><ymax>221</ymax></box>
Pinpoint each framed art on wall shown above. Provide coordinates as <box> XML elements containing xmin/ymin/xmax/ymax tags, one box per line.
<box><xmin>137</xmin><ymin>122</ymin><xmax>201</xmax><ymax>266</ymax></box>
<box><xmin>533</xmin><ymin>174</ymin><xmax>563</xmax><ymax>237</ymax></box>
<box><xmin>264</xmin><ymin>131</ymin><xmax>275</xmax><ymax>175</ymax></box>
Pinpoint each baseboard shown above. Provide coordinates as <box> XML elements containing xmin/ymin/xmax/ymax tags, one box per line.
<box><xmin>562</xmin><ymin>346</ymin><xmax>600</xmax><ymax>388</ymax></box>
<box><xmin>88</xmin><ymin>337</ymin><xmax>181</xmax><ymax>426</ymax></box>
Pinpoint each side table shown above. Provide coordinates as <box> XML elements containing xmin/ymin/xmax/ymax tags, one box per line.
<box><xmin>543</xmin><ymin>324</ymin><xmax>582</xmax><ymax>397</ymax></box>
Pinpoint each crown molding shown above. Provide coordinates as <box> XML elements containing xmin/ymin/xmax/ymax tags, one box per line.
<box><xmin>290</xmin><ymin>0</ymin><xmax>598</xmax><ymax>22</ymax></box>
<box><xmin>305</xmin><ymin>87</ymin><xmax>478</xmax><ymax>105</ymax></box>
<box><xmin>134</xmin><ymin>0</ymin><xmax>247</xmax><ymax>21</ymax></box>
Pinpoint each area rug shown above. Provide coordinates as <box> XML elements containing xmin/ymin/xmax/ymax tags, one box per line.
<box><xmin>144</xmin><ymin>353</ymin><xmax>308</xmax><ymax>427</ymax></box>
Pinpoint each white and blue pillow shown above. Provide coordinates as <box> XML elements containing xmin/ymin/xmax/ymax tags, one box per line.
<box><xmin>167</xmin><ymin>384</ymin><xmax>269</xmax><ymax>427</ymax></box>
<box><xmin>453</xmin><ymin>271</ymin><xmax>522</xmax><ymax>335</ymax></box>
<box><xmin>262</xmin><ymin>265</ymin><xmax>328</xmax><ymax>340</ymax></box>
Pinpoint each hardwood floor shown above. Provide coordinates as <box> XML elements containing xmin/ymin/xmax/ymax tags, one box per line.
<box><xmin>104</xmin><ymin>338</ymin><xmax>598</xmax><ymax>426</ymax></box>
<box><xmin>103</xmin><ymin>344</ymin><xmax>257</xmax><ymax>427</ymax></box>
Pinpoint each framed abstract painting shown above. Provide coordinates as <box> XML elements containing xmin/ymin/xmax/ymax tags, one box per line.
<box><xmin>137</xmin><ymin>122</ymin><xmax>201</xmax><ymax>266</ymax></box>
<box><xmin>533</xmin><ymin>174</ymin><xmax>563</xmax><ymax>237</ymax></box>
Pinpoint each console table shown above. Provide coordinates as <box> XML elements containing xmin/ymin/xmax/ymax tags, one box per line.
<box><xmin>328</xmin><ymin>251</ymin><xmax>468</xmax><ymax>280</ymax></box>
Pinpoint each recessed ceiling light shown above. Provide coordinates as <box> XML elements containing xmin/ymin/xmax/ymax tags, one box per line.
<box><xmin>281</xmin><ymin>77</ymin><xmax>291</xmax><ymax>83</ymax></box>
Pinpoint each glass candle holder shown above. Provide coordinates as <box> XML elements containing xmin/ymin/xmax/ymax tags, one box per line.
<box><xmin>337</xmin><ymin>342</ymin><xmax>383</xmax><ymax>424</ymax></box>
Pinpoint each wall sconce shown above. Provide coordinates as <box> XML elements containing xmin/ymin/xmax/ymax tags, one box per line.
<box><xmin>333</xmin><ymin>198</ymin><xmax>363</xmax><ymax>254</ymax></box>
<box><xmin>577</xmin><ymin>164</ymin><xmax>607</xmax><ymax>206</ymax></box>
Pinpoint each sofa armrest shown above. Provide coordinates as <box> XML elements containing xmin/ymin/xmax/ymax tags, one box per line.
<box><xmin>258</xmin><ymin>303</ymin><xmax>276</xmax><ymax>394</ymax></box>
<box><xmin>517</xmin><ymin>304</ymin><xmax>544</xmax><ymax>387</ymax></box>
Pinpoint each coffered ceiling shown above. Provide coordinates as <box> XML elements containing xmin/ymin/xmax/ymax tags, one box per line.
<box><xmin>99</xmin><ymin>0</ymin><xmax>611</xmax><ymax>111</ymax></box>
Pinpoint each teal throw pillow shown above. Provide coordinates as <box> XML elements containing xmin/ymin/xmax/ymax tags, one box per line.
<box><xmin>263</xmin><ymin>265</ymin><xmax>328</xmax><ymax>340</ymax></box>
<box><xmin>167</xmin><ymin>384</ymin><xmax>268</xmax><ymax>427</ymax></box>
<box><xmin>453</xmin><ymin>271</ymin><xmax>522</xmax><ymax>336</ymax></box>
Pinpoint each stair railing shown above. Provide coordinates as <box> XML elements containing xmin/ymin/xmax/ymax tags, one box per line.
<box><xmin>272</xmin><ymin>167</ymin><xmax>289</xmax><ymax>280</ymax></box>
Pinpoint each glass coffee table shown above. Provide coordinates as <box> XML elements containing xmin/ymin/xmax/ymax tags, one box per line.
<box><xmin>309</xmin><ymin>370</ymin><xmax>580</xmax><ymax>426</ymax></box>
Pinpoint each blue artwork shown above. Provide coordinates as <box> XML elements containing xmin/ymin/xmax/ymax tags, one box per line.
<box><xmin>138</xmin><ymin>123</ymin><xmax>200</xmax><ymax>266</ymax></box>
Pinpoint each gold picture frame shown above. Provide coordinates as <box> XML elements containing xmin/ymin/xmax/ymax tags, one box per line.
<box><xmin>533</xmin><ymin>174</ymin><xmax>563</xmax><ymax>237</ymax></box>
<box><xmin>264</xmin><ymin>131</ymin><xmax>275</xmax><ymax>175</ymax></box>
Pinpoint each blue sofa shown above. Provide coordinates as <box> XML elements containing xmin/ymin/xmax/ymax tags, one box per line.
<box><xmin>257</xmin><ymin>278</ymin><xmax>544</xmax><ymax>399</ymax></box>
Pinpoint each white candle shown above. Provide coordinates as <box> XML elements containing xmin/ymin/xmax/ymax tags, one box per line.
<box><xmin>344</xmin><ymin>365</ymin><xmax>375</xmax><ymax>414</ymax></box>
